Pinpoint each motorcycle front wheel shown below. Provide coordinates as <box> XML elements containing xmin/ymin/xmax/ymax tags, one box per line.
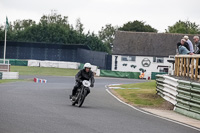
<box><xmin>77</xmin><ymin>89</ymin><xmax>88</xmax><ymax>107</ymax></box>
<box><xmin>72</xmin><ymin>90</ymin><xmax>81</xmax><ymax>106</ymax></box>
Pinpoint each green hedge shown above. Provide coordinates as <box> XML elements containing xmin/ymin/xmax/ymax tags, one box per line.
<box><xmin>100</xmin><ymin>70</ymin><xmax>140</xmax><ymax>79</ymax></box>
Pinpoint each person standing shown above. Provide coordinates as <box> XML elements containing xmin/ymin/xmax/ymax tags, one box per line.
<box><xmin>183</xmin><ymin>35</ymin><xmax>194</xmax><ymax>53</ymax></box>
<box><xmin>193</xmin><ymin>36</ymin><xmax>200</xmax><ymax>54</ymax></box>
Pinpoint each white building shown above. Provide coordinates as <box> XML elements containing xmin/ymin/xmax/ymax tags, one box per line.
<box><xmin>112</xmin><ymin>31</ymin><xmax>193</xmax><ymax>79</ymax></box>
<box><xmin>112</xmin><ymin>55</ymin><xmax>172</xmax><ymax>73</ymax></box>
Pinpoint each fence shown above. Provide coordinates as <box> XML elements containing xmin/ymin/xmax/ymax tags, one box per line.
<box><xmin>77</xmin><ymin>48</ymin><xmax>111</xmax><ymax>70</ymax></box>
<box><xmin>0</xmin><ymin>41</ymin><xmax>111</xmax><ymax>70</ymax></box>
<box><xmin>175</xmin><ymin>55</ymin><xmax>200</xmax><ymax>80</ymax></box>
<box><xmin>156</xmin><ymin>74</ymin><xmax>200</xmax><ymax>120</ymax></box>
<box><xmin>0</xmin><ymin>41</ymin><xmax>90</xmax><ymax>62</ymax></box>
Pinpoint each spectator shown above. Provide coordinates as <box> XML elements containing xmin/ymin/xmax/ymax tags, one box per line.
<box><xmin>178</xmin><ymin>39</ymin><xmax>194</xmax><ymax>55</ymax></box>
<box><xmin>177</xmin><ymin>39</ymin><xmax>190</xmax><ymax>51</ymax></box>
<box><xmin>183</xmin><ymin>35</ymin><xmax>194</xmax><ymax>53</ymax></box>
<box><xmin>193</xmin><ymin>36</ymin><xmax>200</xmax><ymax>54</ymax></box>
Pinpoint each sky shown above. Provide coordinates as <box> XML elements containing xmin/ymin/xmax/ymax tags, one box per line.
<box><xmin>0</xmin><ymin>0</ymin><xmax>200</xmax><ymax>33</ymax></box>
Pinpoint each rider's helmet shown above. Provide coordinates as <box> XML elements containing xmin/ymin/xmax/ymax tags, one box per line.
<box><xmin>84</xmin><ymin>63</ymin><xmax>92</xmax><ymax>69</ymax></box>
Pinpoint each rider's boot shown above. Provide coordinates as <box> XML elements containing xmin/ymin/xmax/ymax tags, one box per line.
<box><xmin>69</xmin><ymin>95</ymin><xmax>76</xmax><ymax>101</ymax></box>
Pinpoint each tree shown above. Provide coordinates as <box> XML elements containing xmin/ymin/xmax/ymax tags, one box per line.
<box><xmin>84</xmin><ymin>32</ymin><xmax>110</xmax><ymax>53</ymax></box>
<box><xmin>0</xmin><ymin>25</ymin><xmax>4</xmax><ymax>40</ymax></box>
<box><xmin>13</xmin><ymin>19</ymin><xmax>35</xmax><ymax>31</ymax></box>
<box><xmin>98</xmin><ymin>24</ymin><xmax>117</xmax><ymax>51</ymax></box>
<box><xmin>0</xmin><ymin>12</ymin><xmax>110</xmax><ymax>53</ymax></box>
<box><xmin>119</xmin><ymin>20</ymin><xmax>157</xmax><ymax>32</ymax></box>
<box><xmin>166</xmin><ymin>20</ymin><xmax>200</xmax><ymax>34</ymax></box>
<box><xmin>75</xmin><ymin>18</ymin><xmax>84</xmax><ymax>34</ymax></box>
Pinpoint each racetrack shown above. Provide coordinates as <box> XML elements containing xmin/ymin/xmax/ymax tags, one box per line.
<box><xmin>0</xmin><ymin>76</ymin><xmax>199</xmax><ymax>133</ymax></box>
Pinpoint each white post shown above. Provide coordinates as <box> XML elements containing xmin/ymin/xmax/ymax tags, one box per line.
<box><xmin>3</xmin><ymin>25</ymin><xmax>7</xmax><ymax>64</ymax></box>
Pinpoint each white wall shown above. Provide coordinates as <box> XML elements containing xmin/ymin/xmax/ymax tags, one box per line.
<box><xmin>112</xmin><ymin>55</ymin><xmax>173</xmax><ymax>73</ymax></box>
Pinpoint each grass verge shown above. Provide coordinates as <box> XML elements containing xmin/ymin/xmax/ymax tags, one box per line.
<box><xmin>10</xmin><ymin>66</ymin><xmax>79</xmax><ymax>76</ymax></box>
<box><xmin>0</xmin><ymin>79</ymin><xmax>30</xmax><ymax>84</ymax></box>
<box><xmin>112</xmin><ymin>81</ymin><xmax>172</xmax><ymax>109</ymax></box>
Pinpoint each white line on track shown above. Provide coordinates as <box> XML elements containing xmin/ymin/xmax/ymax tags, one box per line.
<box><xmin>105</xmin><ymin>85</ymin><xmax>200</xmax><ymax>132</ymax></box>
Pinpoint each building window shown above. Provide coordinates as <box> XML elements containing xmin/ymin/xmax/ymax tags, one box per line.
<box><xmin>121</xmin><ymin>56</ymin><xmax>136</xmax><ymax>61</ymax></box>
<box><xmin>157</xmin><ymin>58</ymin><xmax>164</xmax><ymax>63</ymax></box>
<box><xmin>153</xmin><ymin>57</ymin><xmax>164</xmax><ymax>63</ymax></box>
<box><xmin>153</xmin><ymin>57</ymin><xmax>156</xmax><ymax>62</ymax></box>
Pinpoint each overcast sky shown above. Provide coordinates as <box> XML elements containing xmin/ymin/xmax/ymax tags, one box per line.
<box><xmin>1</xmin><ymin>0</ymin><xmax>200</xmax><ymax>33</ymax></box>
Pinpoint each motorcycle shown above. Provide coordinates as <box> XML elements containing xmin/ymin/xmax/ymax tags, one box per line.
<box><xmin>71</xmin><ymin>80</ymin><xmax>90</xmax><ymax>107</ymax></box>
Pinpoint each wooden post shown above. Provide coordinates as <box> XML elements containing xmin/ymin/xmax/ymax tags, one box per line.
<box><xmin>175</xmin><ymin>57</ymin><xmax>177</xmax><ymax>75</ymax></box>
<box><xmin>177</xmin><ymin>57</ymin><xmax>180</xmax><ymax>76</ymax></box>
<box><xmin>187</xmin><ymin>58</ymin><xmax>190</xmax><ymax>77</ymax></box>
<box><xmin>191</xmin><ymin>58</ymin><xmax>194</xmax><ymax>80</ymax></box>
<box><xmin>195</xmin><ymin>58</ymin><xmax>199</xmax><ymax>80</ymax></box>
<box><xmin>180</xmin><ymin>57</ymin><xmax>183</xmax><ymax>76</ymax></box>
<box><xmin>184</xmin><ymin>58</ymin><xmax>186</xmax><ymax>76</ymax></box>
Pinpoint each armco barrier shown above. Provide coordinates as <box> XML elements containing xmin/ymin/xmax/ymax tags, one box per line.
<box><xmin>100</xmin><ymin>70</ymin><xmax>140</xmax><ymax>79</ymax></box>
<box><xmin>156</xmin><ymin>75</ymin><xmax>178</xmax><ymax>105</ymax></box>
<box><xmin>156</xmin><ymin>75</ymin><xmax>200</xmax><ymax>120</ymax></box>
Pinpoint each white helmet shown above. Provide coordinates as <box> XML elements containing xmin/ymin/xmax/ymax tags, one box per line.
<box><xmin>84</xmin><ymin>63</ymin><xmax>92</xmax><ymax>69</ymax></box>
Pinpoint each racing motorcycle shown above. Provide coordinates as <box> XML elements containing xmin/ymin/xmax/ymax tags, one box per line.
<box><xmin>71</xmin><ymin>80</ymin><xmax>90</xmax><ymax>107</ymax></box>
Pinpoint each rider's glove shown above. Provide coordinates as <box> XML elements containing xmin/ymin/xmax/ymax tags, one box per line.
<box><xmin>90</xmin><ymin>84</ymin><xmax>94</xmax><ymax>87</ymax></box>
<box><xmin>76</xmin><ymin>79</ymin><xmax>82</xmax><ymax>83</ymax></box>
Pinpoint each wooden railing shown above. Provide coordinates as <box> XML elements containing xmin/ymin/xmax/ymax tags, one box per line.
<box><xmin>175</xmin><ymin>55</ymin><xmax>200</xmax><ymax>80</ymax></box>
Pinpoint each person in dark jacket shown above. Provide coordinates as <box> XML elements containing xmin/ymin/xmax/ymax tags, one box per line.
<box><xmin>193</xmin><ymin>36</ymin><xmax>200</xmax><ymax>54</ymax></box>
<box><xmin>70</xmin><ymin>63</ymin><xmax>95</xmax><ymax>100</ymax></box>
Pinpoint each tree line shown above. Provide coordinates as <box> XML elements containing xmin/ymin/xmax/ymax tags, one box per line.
<box><xmin>0</xmin><ymin>12</ymin><xmax>200</xmax><ymax>53</ymax></box>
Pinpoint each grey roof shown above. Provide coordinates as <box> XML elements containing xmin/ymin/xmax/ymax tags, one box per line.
<box><xmin>112</xmin><ymin>31</ymin><xmax>195</xmax><ymax>57</ymax></box>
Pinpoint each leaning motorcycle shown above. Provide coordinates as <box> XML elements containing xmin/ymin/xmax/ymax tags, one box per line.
<box><xmin>71</xmin><ymin>80</ymin><xmax>90</xmax><ymax>107</ymax></box>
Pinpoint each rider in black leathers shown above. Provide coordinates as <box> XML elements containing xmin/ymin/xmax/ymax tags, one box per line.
<box><xmin>70</xmin><ymin>63</ymin><xmax>95</xmax><ymax>100</ymax></box>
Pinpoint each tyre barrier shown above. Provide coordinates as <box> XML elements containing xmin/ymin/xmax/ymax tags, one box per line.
<box><xmin>156</xmin><ymin>75</ymin><xmax>200</xmax><ymax>120</ymax></box>
<box><xmin>34</xmin><ymin>78</ymin><xmax>47</xmax><ymax>83</ymax></box>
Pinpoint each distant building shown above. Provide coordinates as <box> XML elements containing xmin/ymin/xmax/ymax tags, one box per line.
<box><xmin>112</xmin><ymin>31</ymin><xmax>194</xmax><ymax>78</ymax></box>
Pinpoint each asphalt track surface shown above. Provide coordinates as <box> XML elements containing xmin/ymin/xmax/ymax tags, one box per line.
<box><xmin>0</xmin><ymin>76</ymin><xmax>199</xmax><ymax>133</ymax></box>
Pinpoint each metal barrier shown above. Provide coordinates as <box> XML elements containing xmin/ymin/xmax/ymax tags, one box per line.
<box><xmin>156</xmin><ymin>75</ymin><xmax>200</xmax><ymax>120</ymax></box>
<box><xmin>156</xmin><ymin>75</ymin><xmax>178</xmax><ymax>105</ymax></box>
<box><xmin>175</xmin><ymin>55</ymin><xmax>200</xmax><ymax>80</ymax></box>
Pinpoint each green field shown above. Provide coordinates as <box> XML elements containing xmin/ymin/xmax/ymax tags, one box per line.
<box><xmin>11</xmin><ymin>66</ymin><xmax>79</xmax><ymax>76</ymax></box>
<box><xmin>112</xmin><ymin>81</ymin><xmax>166</xmax><ymax>107</ymax></box>
<box><xmin>0</xmin><ymin>66</ymin><xmax>79</xmax><ymax>84</ymax></box>
<box><xmin>0</xmin><ymin>79</ymin><xmax>26</xmax><ymax>84</ymax></box>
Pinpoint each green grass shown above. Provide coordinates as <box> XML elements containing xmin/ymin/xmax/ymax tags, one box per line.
<box><xmin>113</xmin><ymin>81</ymin><xmax>165</xmax><ymax>107</ymax></box>
<box><xmin>10</xmin><ymin>66</ymin><xmax>79</xmax><ymax>76</ymax></box>
<box><xmin>0</xmin><ymin>79</ymin><xmax>28</xmax><ymax>84</ymax></box>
